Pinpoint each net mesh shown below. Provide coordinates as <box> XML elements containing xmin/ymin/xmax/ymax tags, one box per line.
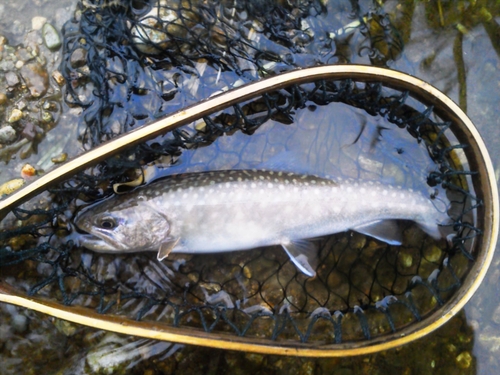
<box><xmin>0</xmin><ymin>0</ymin><xmax>481</xmax><ymax>345</ymax></box>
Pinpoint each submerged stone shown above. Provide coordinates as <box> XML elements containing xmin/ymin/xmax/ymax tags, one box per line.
<box><xmin>5</xmin><ymin>71</ymin><xmax>20</xmax><ymax>87</ymax></box>
<box><xmin>0</xmin><ymin>125</ymin><xmax>16</xmax><ymax>143</ymax></box>
<box><xmin>70</xmin><ymin>48</ymin><xmax>87</xmax><ymax>68</ymax></box>
<box><xmin>20</xmin><ymin>62</ymin><xmax>49</xmax><ymax>97</ymax></box>
<box><xmin>42</xmin><ymin>22</ymin><xmax>62</xmax><ymax>51</ymax></box>
<box><xmin>7</xmin><ymin>108</ymin><xmax>23</xmax><ymax>123</ymax></box>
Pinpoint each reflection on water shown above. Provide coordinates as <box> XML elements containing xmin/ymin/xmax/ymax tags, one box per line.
<box><xmin>1</xmin><ymin>0</ymin><xmax>500</xmax><ymax>374</ymax></box>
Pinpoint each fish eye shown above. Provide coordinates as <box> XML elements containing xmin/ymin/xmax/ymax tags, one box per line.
<box><xmin>98</xmin><ymin>217</ymin><xmax>117</xmax><ymax>229</ymax></box>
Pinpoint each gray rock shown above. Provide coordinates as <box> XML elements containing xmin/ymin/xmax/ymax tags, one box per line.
<box><xmin>42</xmin><ymin>23</ymin><xmax>62</xmax><ymax>51</ymax></box>
<box><xmin>20</xmin><ymin>62</ymin><xmax>49</xmax><ymax>97</ymax></box>
<box><xmin>70</xmin><ymin>48</ymin><xmax>87</xmax><ymax>68</ymax></box>
<box><xmin>492</xmin><ymin>304</ymin><xmax>500</xmax><ymax>325</ymax></box>
<box><xmin>5</xmin><ymin>71</ymin><xmax>19</xmax><ymax>86</ymax></box>
<box><xmin>0</xmin><ymin>59</ymin><xmax>15</xmax><ymax>71</ymax></box>
<box><xmin>11</xmin><ymin>314</ymin><xmax>28</xmax><ymax>333</ymax></box>
<box><xmin>0</xmin><ymin>125</ymin><xmax>16</xmax><ymax>143</ymax></box>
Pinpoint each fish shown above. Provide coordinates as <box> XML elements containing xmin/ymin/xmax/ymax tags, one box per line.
<box><xmin>74</xmin><ymin>169</ymin><xmax>449</xmax><ymax>277</ymax></box>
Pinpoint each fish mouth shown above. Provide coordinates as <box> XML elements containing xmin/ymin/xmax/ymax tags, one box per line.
<box><xmin>76</xmin><ymin>233</ymin><xmax>118</xmax><ymax>253</ymax></box>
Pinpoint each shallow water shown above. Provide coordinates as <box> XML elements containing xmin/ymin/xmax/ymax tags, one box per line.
<box><xmin>1</xmin><ymin>0</ymin><xmax>500</xmax><ymax>374</ymax></box>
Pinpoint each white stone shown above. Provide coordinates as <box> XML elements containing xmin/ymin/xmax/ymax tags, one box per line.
<box><xmin>32</xmin><ymin>16</ymin><xmax>47</xmax><ymax>30</ymax></box>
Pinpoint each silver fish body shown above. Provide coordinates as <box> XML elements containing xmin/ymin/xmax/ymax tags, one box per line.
<box><xmin>75</xmin><ymin>169</ymin><xmax>448</xmax><ymax>276</ymax></box>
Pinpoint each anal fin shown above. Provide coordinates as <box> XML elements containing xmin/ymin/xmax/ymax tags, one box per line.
<box><xmin>281</xmin><ymin>239</ymin><xmax>318</xmax><ymax>278</ymax></box>
<box><xmin>352</xmin><ymin>220</ymin><xmax>402</xmax><ymax>245</ymax></box>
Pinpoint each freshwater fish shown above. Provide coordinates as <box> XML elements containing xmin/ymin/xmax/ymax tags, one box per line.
<box><xmin>75</xmin><ymin>169</ymin><xmax>449</xmax><ymax>277</ymax></box>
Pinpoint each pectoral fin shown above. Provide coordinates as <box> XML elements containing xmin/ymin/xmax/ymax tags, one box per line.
<box><xmin>352</xmin><ymin>220</ymin><xmax>402</xmax><ymax>245</ymax></box>
<box><xmin>157</xmin><ymin>237</ymin><xmax>180</xmax><ymax>261</ymax></box>
<box><xmin>281</xmin><ymin>240</ymin><xmax>318</xmax><ymax>278</ymax></box>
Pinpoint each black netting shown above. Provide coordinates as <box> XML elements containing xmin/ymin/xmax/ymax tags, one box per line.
<box><xmin>0</xmin><ymin>0</ymin><xmax>481</xmax><ymax>345</ymax></box>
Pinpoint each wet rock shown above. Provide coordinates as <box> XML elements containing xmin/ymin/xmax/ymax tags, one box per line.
<box><xmin>0</xmin><ymin>178</ymin><xmax>24</xmax><ymax>196</ymax></box>
<box><xmin>7</xmin><ymin>108</ymin><xmax>23</xmax><ymax>123</ymax></box>
<box><xmin>51</xmin><ymin>152</ymin><xmax>67</xmax><ymax>164</ymax></box>
<box><xmin>20</xmin><ymin>62</ymin><xmax>49</xmax><ymax>97</ymax></box>
<box><xmin>53</xmin><ymin>318</ymin><xmax>78</xmax><ymax>336</ymax></box>
<box><xmin>455</xmin><ymin>351</ymin><xmax>472</xmax><ymax>369</ymax></box>
<box><xmin>21</xmin><ymin>121</ymin><xmax>41</xmax><ymax>141</ymax></box>
<box><xmin>492</xmin><ymin>304</ymin><xmax>500</xmax><ymax>325</ymax></box>
<box><xmin>15</xmin><ymin>48</ymin><xmax>31</xmax><ymax>62</ymax></box>
<box><xmin>0</xmin><ymin>92</ymin><xmax>7</xmax><ymax>104</ymax></box>
<box><xmin>21</xmin><ymin>163</ymin><xmax>36</xmax><ymax>178</ymax></box>
<box><xmin>70</xmin><ymin>48</ymin><xmax>87</xmax><ymax>68</ymax></box>
<box><xmin>11</xmin><ymin>314</ymin><xmax>28</xmax><ymax>333</ymax></box>
<box><xmin>41</xmin><ymin>110</ymin><xmax>53</xmax><ymax>123</ymax></box>
<box><xmin>52</xmin><ymin>70</ymin><xmax>65</xmax><ymax>86</ymax></box>
<box><xmin>42</xmin><ymin>23</ymin><xmax>62</xmax><ymax>51</ymax></box>
<box><xmin>5</xmin><ymin>71</ymin><xmax>20</xmax><ymax>86</ymax></box>
<box><xmin>0</xmin><ymin>125</ymin><xmax>16</xmax><ymax>143</ymax></box>
<box><xmin>32</xmin><ymin>16</ymin><xmax>47</xmax><ymax>31</ymax></box>
<box><xmin>0</xmin><ymin>60</ymin><xmax>15</xmax><ymax>71</ymax></box>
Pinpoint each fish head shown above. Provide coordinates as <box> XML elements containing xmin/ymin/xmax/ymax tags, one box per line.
<box><xmin>74</xmin><ymin>197</ymin><xmax>170</xmax><ymax>253</ymax></box>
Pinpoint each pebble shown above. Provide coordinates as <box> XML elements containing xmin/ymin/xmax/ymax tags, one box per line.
<box><xmin>492</xmin><ymin>304</ymin><xmax>500</xmax><ymax>325</ymax></box>
<box><xmin>5</xmin><ymin>71</ymin><xmax>20</xmax><ymax>86</ymax></box>
<box><xmin>7</xmin><ymin>108</ymin><xmax>23</xmax><ymax>123</ymax></box>
<box><xmin>53</xmin><ymin>318</ymin><xmax>78</xmax><ymax>336</ymax></box>
<box><xmin>20</xmin><ymin>62</ymin><xmax>49</xmax><ymax>97</ymax></box>
<box><xmin>51</xmin><ymin>152</ymin><xmax>67</xmax><ymax>164</ymax></box>
<box><xmin>455</xmin><ymin>351</ymin><xmax>472</xmax><ymax>369</ymax></box>
<box><xmin>52</xmin><ymin>70</ymin><xmax>65</xmax><ymax>86</ymax></box>
<box><xmin>0</xmin><ymin>125</ymin><xmax>16</xmax><ymax>143</ymax></box>
<box><xmin>70</xmin><ymin>48</ymin><xmax>87</xmax><ymax>68</ymax></box>
<box><xmin>11</xmin><ymin>314</ymin><xmax>28</xmax><ymax>333</ymax></box>
<box><xmin>42</xmin><ymin>22</ymin><xmax>62</xmax><ymax>51</ymax></box>
<box><xmin>0</xmin><ymin>60</ymin><xmax>15</xmax><ymax>71</ymax></box>
<box><xmin>21</xmin><ymin>163</ymin><xmax>36</xmax><ymax>178</ymax></box>
<box><xmin>15</xmin><ymin>48</ymin><xmax>31</xmax><ymax>62</ymax></box>
<box><xmin>32</xmin><ymin>16</ymin><xmax>47</xmax><ymax>31</ymax></box>
<box><xmin>0</xmin><ymin>93</ymin><xmax>7</xmax><ymax>104</ymax></box>
<box><xmin>0</xmin><ymin>178</ymin><xmax>24</xmax><ymax>196</ymax></box>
